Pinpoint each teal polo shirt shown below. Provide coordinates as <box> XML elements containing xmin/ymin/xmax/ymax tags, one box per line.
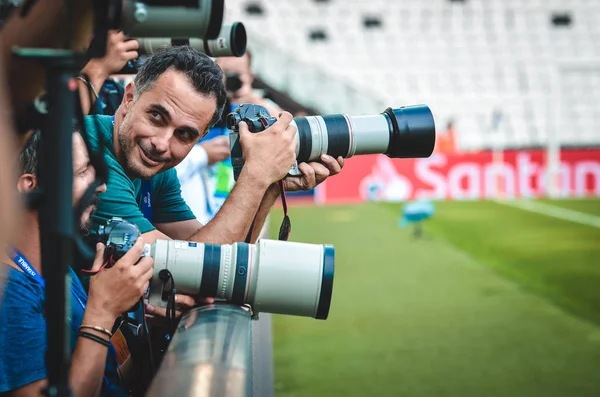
<box><xmin>84</xmin><ymin>115</ymin><xmax>196</xmax><ymax>235</ymax></box>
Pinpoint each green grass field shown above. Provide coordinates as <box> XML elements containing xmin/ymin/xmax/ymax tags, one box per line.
<box><xmin>268</xmin><ymin>198</ymin><xmax>600</xmax><ymax>397</ymax></box>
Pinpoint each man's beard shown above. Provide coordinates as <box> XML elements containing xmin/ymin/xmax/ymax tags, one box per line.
<box><xmin>80</xmin><ymin>216</ymin><xmax>93</xmax><ymax>235</ymax></box>
<box><xmin>118</xmin><ymin>112</ymin><xmax>147</xmax><ymax>179</ymax></box>
<box><xmin>78</xmin><ymin>193</ymin><xmax>100</xmax><ymax>235</ymax></box>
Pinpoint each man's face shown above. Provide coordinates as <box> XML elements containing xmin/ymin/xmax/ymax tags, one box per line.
<box><xmin>118</xmin><ymin>69</ymin><xmax>218</xmax><ymax>180</ymax></box>
<box><xmin>72</xmin><ymin>133</ymin><xmax>107</xmax><ymax>234</ymax></box>
<box><xmin>216</xmin><ymin>54</ymin><xmax>253</xmax><ymax>101</ymax></box>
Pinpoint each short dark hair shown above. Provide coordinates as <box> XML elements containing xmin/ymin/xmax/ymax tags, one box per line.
<box><xmin>134</xmin><ymin>46</ymin><xmax>227</xmax><ymax>129</ymax></box>
<box><xmin>19</xmin><ymin>129</ymin><xmax>42</xmax><ymax>176</ymax></box>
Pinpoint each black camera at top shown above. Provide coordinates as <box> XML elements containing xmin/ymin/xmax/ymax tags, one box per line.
<box><xmin>226</xmin><ymin>103</ymin><xmax>277</xmax><ymax>133</ymax></box>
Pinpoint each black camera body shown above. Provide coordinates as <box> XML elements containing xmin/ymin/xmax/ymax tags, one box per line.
<box><xmin>98</xmin><ymin>217</ymin><xmax>144</xmax><ymax>262</ymax></box>
<box><xmin>226</xmin><ymin>104</ymin><xmax>278</xmax><ymax>180</ymax></box>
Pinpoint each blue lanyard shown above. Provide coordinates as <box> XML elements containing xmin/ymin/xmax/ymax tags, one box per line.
<box><xmin>10</xmin><ymin>248</ymin><xmax>45</xmax><ymax>287</ymax></box>
<box><xmin>9</xmin><ymin>249</ymin><xmax>88</xmax><ymax>321</ymax></box>
<box><xmin>10</xmin><ymin>248</ymin><xmax>86</xmax><ymax>310</ymax></box>
<box><xmin>141</xmin><ymin>180</ymin><xmax>152</xmax><ymax>223</ymax></box>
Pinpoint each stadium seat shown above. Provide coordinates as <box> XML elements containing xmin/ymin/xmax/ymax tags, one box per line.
<box><xmin>225</xmin><ymin>0</ymin><xmax>600</xmax><ymax>150</ymax></box>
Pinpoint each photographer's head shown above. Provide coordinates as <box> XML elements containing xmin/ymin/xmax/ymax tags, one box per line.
<box><xmin>216</xmin><ymin>50</ymin><xmax>254</xmax><ymax>103</ymax></box>
<box><xmin>18</xmin><ymin>130</ymin><xmax>107</xmax><ymax>234</ymax></box>
<box><xmin>116</xmin><ymin>46</ymin><xmax>227</xmax><ymax>180</ymax></box>
<box><xmin>73</xmin><ymin>132</ymin><xmax>107</xmax><ymax>234</ymax></box>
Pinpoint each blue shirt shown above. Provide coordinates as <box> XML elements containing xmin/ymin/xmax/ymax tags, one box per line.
<box><xmin>0</xmin><ymin>266</ymin><xmax>127</xmax><ymax>396</ymax></box>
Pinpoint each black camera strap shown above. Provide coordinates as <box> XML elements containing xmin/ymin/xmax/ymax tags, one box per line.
<box><xmin>243</xmin><ymin>180</ymin><xmax>291</xmax><ymax>243</ymax></box>
<box><xmin>277</xmin><ymin>181</ymin><xmax>291</xmax><ymax>241</ymax></box>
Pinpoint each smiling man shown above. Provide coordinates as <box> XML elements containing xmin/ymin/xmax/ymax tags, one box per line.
<box><xmin>85</xmin><ymin>46</ymin><xmax>343</xmax><ymax>248</ymax></box>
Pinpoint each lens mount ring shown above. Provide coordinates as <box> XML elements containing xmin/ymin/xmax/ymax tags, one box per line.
<box><xmin>231</xmin><ymin>243</ymin><xmax>250</xmax><ymax>305</ymax></box>
<box><xmin>218</xmin><ymin>244</ymin><xmax>234</xmax><ymax>299</ymax></box>
<box><xmin>342</xmin><ymin>113</ymin><xmax>355</xmax><ymax>158</ymax></box>
<box><xmin>381</xmin><ymin>107</ymin><xmax>400</xmax><ymax>157</ymax></box>
<box><xmin>315</xmin><ymin>245</ymin><xmax>335</xmax><ymax>320</ymax></box>
<box><xmin>229</xmin><ymin>22</ymin><xmax>247</xmax><ymax>57</ymax></box>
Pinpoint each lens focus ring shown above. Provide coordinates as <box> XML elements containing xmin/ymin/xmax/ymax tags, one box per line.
<box><xmin>218</xmin><ymin>244</ymin><xmax>233</xmax><ymax>300</ymax></box>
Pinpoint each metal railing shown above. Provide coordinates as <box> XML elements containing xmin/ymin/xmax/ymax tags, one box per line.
<box><xmin>146</xmin><ymin>304</ymin><xmax>254</xmax><ymax>397</ymax></box>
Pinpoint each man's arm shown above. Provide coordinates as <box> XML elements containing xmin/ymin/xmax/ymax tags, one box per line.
<box><xmin>78</xmin><ymin>31</ymin><xmax>138</xmax><ymax>115</ymax></box>
<box><xmin>68</xmin><ymin>309</ymin><xmax>118</xmax><ymax>397</ymax></box>
<box><xmin>9</xmin><ymin>311</ymin><xmax>120</xmax><ymax>397</ymax></box>
<box><xmin>154</xmin><ymin>154</ymin><xmax>344</xmax><ymax>246</ymax></box>
<box><xmin>77</xmin><ymin>65</ymin><xmax>107</xmax><ymax>116</ymax></box>
<box><xmin>153</xmin><ymin>156</ymin><xmax>344</xmax><ymax>244</ymax></box>
<box><xmin>154</xmin><ymin>166</ymin><xmax>270</xmax><ymax>243</ymax></box>
<box><xmin>249</xmin><ymin>184</ymin><xmax>280</xmax><ymax>242</ymax></box>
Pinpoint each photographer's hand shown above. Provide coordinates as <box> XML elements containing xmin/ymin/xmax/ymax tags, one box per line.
<box><xmin>239</xmin><ymin>111</ymin><xmax>298</xmax><ymax>186</ymax></box>
<box><xmin>65</xmin><ymin>240</ymin><xmax>151</xmax><ymax>397</ymax></box>
<box><xmin>79</xmin><ymin>30</ymin><xmax>139</xmax><ymax>115</ymax></box>
<box><xmin>201</xmin><ymin>136</ymin><xmax>230</xmax><ymax>165</ymax></box>
<box><xmin>86</xmin><ymin>239</ymin><xmax>153</xmax><ymax>323</ymax></box>
<box><xmin>146</xmin><ymin>294</ymin><xmax>215</xmax><ymax>318</ymax></box>
<box><xmin>283</xmin><ymin>154</ymin><xmax>345</xmax><ymax>191</ymax></box>
<box><xmin>247</xmin><ymin>156</ymin><xmax>344</xmax><ymax>241</ymax></box>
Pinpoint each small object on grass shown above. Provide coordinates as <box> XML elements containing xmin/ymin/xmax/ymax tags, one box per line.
<box><xmin>399</xmin><ymin>200</ymin><xmax>435</xmax><ymax>238</ymax></box>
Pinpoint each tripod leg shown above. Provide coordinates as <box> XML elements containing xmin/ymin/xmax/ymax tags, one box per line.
<box><xmin>414</xmin><ymin>222</ymin><xmax>422</xmax><ymax>238</ymax></box>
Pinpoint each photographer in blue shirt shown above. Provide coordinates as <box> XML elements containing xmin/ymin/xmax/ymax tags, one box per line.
<box><xmin>0</xmin><ymin>129</ymin><xmax>153</xmax><ymax>397</ymax></box>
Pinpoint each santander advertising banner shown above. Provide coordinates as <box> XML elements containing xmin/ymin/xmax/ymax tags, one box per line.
<box><xmin>316</xmin><ymin>150</ymin><xmax>600</xmax><ymax>203</ymax></box>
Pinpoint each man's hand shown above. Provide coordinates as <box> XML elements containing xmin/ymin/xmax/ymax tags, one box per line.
<box><xmin>146</xmin><ymin>295</ymin><xmax>215</xmax><ymax>318</ymax></box>
<box><xmin>81</xmin><ymin>30</ymin><xmax>139</xmax><ymax>83</ymax></box>
<box><xmin>239</xmin><ymin>111</ymin><xmax>298</xmax><ymax>188</ymax></box>
<box><xmin>78</xmin><ymin>30</ymin><xmax>138</xmax><ymax>115</ymax></box>
<box><xmin>201</xmin><ymin>136</ymin><xmax>230</xmax><ymax>165</ymax></box>
<box><xmin>283</xmin><ymin>154</ymin><xmax>344</xmax><ymax>191</ymax></box>
<box><xmin>86</xmin><ymin>239</ymin><xmax>154</xmax><ymax>322</ymax></box>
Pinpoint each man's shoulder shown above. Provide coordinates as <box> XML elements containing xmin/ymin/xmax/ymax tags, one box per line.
<box><xmin>0</xmin><ymin>267</ymin><xmax>44</xmax><ymax>309</ymax></box>
<box><xmin>0</xmin><ymin>267</ymin><xmax>47</xmax><ymax>392</ymax></box>
<box><xmin>0</xmin><ymin>267</ymin><xmax>45</xmax><ymax>328</ymax></box>
<box><xmin>83</xmin><ymin>115</ymin><xmax>114</xmax><ymax>152</ymax></box>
